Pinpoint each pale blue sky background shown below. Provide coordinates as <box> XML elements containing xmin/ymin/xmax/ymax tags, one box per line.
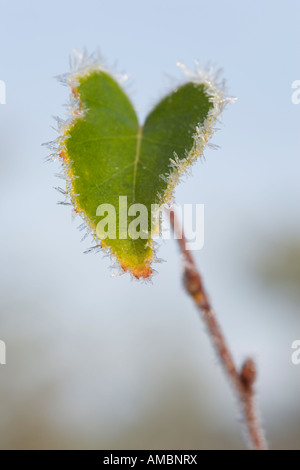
<box><xmin>0</xmin><ymin>0</ymin><xmax>299</xmax><ymax>449</ymax></box>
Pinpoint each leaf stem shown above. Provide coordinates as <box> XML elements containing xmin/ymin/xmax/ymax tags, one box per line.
<box><xmin>169</xmin><ymin>209</ymin><xmax>267</xmax><ymax>450</ymax></box>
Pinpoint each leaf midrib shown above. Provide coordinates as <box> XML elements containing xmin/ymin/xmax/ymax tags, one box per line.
<box><xmin>132</xmin><ymin>125</ymin><xmax>143</xmax><ymax>204</ymax></box>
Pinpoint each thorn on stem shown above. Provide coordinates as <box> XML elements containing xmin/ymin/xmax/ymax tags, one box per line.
<box><xmin>240</xmin><ymin>358</ymin><xmax>257</xmax><ymax>389</ymax></box>
<box><xmin>183</xmin><ymin>263</ymin><xmax>210</xmax><ymax>310</ymax></box>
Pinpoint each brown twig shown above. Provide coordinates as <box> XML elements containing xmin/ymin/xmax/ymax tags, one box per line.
<box><xmin>169</xmin><ymin>209</ymin><xmax>267</xmax><ymax>450</ymax></box>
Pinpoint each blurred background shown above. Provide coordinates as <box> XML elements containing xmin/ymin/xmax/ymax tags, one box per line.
<box><xmin>0</xmin><ymin>0</ymin><xmax>299</xmax><ymax>450</ymax></box>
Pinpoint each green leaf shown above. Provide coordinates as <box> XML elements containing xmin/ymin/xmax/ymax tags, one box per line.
<box><xmin>51</xmin><ymin>55</ymin><xmax>229</xmax><ymax>279</ymax></box>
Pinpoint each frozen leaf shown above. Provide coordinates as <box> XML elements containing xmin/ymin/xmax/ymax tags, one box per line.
<box><xmin>50</xmin><ymin>53</ymin><xmax>230</xmax><ymax>279</ymax></box>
